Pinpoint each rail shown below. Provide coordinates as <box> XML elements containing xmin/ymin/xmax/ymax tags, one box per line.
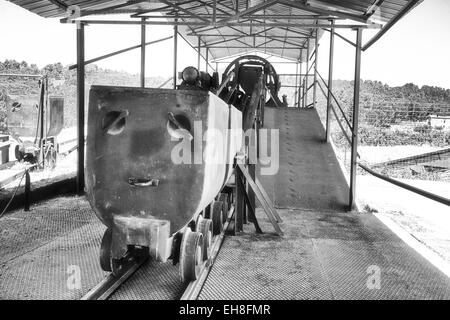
<box><xmin>81</xmin><ymin>250</ymin><xmax>147</xmax><ymax>300</ymax></box>
<box><xmin>181</xmin><ymin>204</ymin><xmax>235</xmax><ymax>300</ymax></box>
<box><xmin>81</xmin><ymin>203</ymin><xmax>236</xmax><ymax>300</ymax></box>
<box><xmin>316</xmin><ymin>71</ymin><xmax>450</xmax><ymax>208</ymax></box>
<box><xmin>317</xmin><ymin>70</ymin><xmax>352</xmax><ymax>130</ymax></box>
<box><xmin>358</xmin><ymin>163</ymin><xmax>450</xmax><ymax>207</ymax></box>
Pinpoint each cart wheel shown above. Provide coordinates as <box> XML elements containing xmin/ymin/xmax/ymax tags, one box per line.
<box><xmin>99</xmin><ymin>228</ymin><xmax>112</xmax><ymax>272</ymax></box>
<box><xmin>15</xmin><ymin>145</ymin><xmax>24</xmax><ymax>161</ymax></box>
<box><xmin>46</xmin><ymin>147</ymin><xmax>57</xmax><ymax>169</ymax></box>
<box><xmin>179</xmin><ymin>229</ymin><xmax>203</xmax><ymax>283</ymax></box>
<box><xmin>218</xmin><ymin>193</ymin><xmax>229</xmax><ymax>223</ymax></box>
<box><xmin>196</xmin><ymin>217</ymin><xmax>213</xmax><ymax>260</ymax></box>
<box><xmin>211</xmin><ymin>201</ymin><xmax>223</xmax><ymax>236</ymax></box>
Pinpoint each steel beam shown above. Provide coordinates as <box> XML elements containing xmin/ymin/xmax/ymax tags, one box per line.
<box><xmin>322</xmin><ymin>28</ymin><xmax>356</xmax><ymax>47</ymax></box>
<box><xmin>143</xmin><ymin>14</ymin><xmax>344</xmax><ymax>20</ymax></box>
<box><xmin>362</xmin><ymin>0</ymin><xmax>421</xmax><ymax>50</ymax></box>
<box><xmin>325</xmin><ymin>20</ymin><xmax>335</xmax><ymax>142</ymax></box>
<box><xmin>203</xmin><ymin>46</ymin><xmax>304</xmax><ymax>49</ymax></box>
<box><xmin>131</xmin><ymin>0</ymin><xmax>199</xmax><ymax>17</ymax></box>
<box><xmin>294</xmin><ymin>62</ymin><xmax>299</xmax><ymax>107</ymax></box>
<box><xmin>215</xmin><ymin>0</ymin><xmax>279</xmax><ymax>25</ymax></box>
<box><xmin>177</xmin><ymin>32</ymin><xmax>215</xmax><ymax>70</ymax></box>
<box><xmin>161</xmin><ymin>0</ymin><xmax>210</xmax><ymax>22</ymax></box>
<box><xmin>68</xmin><ymin>36</ymin><xmax>172</xmax><ymax>70</ymax></box>
<box><xmin>173</xmin><ymin>20</ymin><xmax>178</xmax><ymax>89</ymax></box>
<box><xmin>140</xmin><ymin>18</ymin><xmax>146</xmax><ymax>88</ymax></box>
<box><xmin>194</xmin><ymin>34</ymin><xmax>309</xmax><ymax>38</ymax></box>
<box><xmin>197</xmin><ymin>37</ymin><xmax>201</xmax><ymax>69</ymax></box>
<box><xmin>76</xmin><ymin>20</ymin><xmax>380</xmax><ymax>28</ymax></box>
<box><xmin>349</xmin><ymin>28</ymin><xmax>363</xmax><ymax>210</ymax></box>
<box><xmin>297</xmin><ymin>52</ymin><xmax>302</xmax><ymax>108</ymax></box>
<box><xmin>60</xmin><ymin>0</ymin><xmax>149</xmax><ymax>22</ymax></box>
<box><xmin>76</xmin><ymin>23</ymin><xmax>85</xmax><ymax>195</ymax></box>
<box><xmin>278</xmin><ymin>0</ymin><xmax>369</xmax><ymax>24</ymax></box>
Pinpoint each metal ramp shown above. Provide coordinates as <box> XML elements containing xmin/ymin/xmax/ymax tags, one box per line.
<box><xmin>197</xmin><ymin>107</ymin><xmax>450</xmax><ymax>299</ymax></box>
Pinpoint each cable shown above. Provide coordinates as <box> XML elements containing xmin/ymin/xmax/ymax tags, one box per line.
<box><xmin>0</xmin><ymin>169</ymin><xmax>27</xmax><ymax>218</ymax></box>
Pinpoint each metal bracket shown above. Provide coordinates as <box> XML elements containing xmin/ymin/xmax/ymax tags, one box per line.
<box><xmin>236</xmin><ymin>164</ymin><xmax>283</xmax><ymax>236</ymax></box>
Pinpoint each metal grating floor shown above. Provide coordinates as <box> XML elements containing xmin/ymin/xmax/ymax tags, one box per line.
<box><xmin>0</xmin><ymin>196</ymin><xmax>189</xmax><ymax>300</ymax></box>
<box><xmin>199</xmin><ymin>208</ymin><xmax>450</xmax><ymax>300</ymax></box>
<box><xmin>198</xmin><ymin>108</ymin><xmax>450</xmax><ymax>300</ymax></box>
<box><xmin>0</xmin><ymin>196</ymin><xmax>107</xmax><ymax>299</ymax></box>
<box><xmin>109</xmin><ymin>260</ymin><xmax>187</xmax><ymax>300</ymax></box>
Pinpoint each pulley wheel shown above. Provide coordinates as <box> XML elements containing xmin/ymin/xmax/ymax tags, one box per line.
<box><xmin>179</xmin><ymin>229</ymin><xmax>204</xmax><ymax>283</ymax></box>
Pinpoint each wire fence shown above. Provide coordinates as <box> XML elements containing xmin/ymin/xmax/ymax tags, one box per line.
<box><xmin>314</xmin><ymin>80</ymin><xmax>450</xmax><ymax>183</ymax></box>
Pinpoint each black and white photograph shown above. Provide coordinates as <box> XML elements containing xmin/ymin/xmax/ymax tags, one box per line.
<box><xmin>0</xmin><ymin>0</ymin><xmax>449</xmax><ymax>308</ymax></box>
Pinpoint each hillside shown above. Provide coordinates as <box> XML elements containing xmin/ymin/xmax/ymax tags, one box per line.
<box><xmin>0</xmin><ymin>59</ymin><xmax>169</xmax><ymax>131</ymax></box>
<box><xmin>1</xmin><ymin>59</ymin><xmax>450</xmax><ymax>148</ymax></box>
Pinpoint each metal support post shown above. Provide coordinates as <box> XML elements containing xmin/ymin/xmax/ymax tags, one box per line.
<box><xmin>297</xmin><ymin>52</ymin><xmax>302</xmax><ymax>108</ymax></box>
<box><xmin>326</xmin><ymin>20</ymin><xmax>335</xmax><ymax>142</ymax></box>
<box><xmin>235</xmin><ymin>166</ymin><xmax>244</xmax><ymax>233</ymax></box>
<box><xmin>140</xmin><ymin>18</ymin><xmax>146</xmax><ymax>88</ymax></box>
<box><xmin>349</xmin><ymin>28</ymin><xmax>363</xmax><ymax>210</ymax></box>
<box><xmin>294</xmin><ymin>62</ymin><xmax>299</xmax><ymax>107</ymax></box>
<box><xmin>173</xmin><ymin>20</ymin><xmax>178</xmax><ymax>89</ymax></box>
<box><xmin>197</xmin><ymin>37</ymin><xmax>201</xmax><ymax>70</ymax></box>
<box><xmin>24</xmin><ymin>170</ymin><xmax>30</xmax><ymax>211</ymax></box>
<box><xmin>76</xmin><ymin>23</ymin><xmax>85</xmax><ymax>195</ymax></box>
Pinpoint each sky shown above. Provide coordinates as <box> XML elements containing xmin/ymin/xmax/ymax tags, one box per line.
<box><xmin>0</xmin><ymin>0</ymin><xmax>449</xmax><ymax>88</ymax></box>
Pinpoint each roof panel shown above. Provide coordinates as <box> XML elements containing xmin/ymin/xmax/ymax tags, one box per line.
<box><xmin>7</xmin><ymin>0</ymin><xmax>423</xmax><ymax>61</ymax></box>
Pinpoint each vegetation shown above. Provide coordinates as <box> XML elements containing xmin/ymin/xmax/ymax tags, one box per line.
<box><xmin>1</xmin><ymin>59</ymin><xmax>449</xmax><ymax>147</ymax></box>
<box><xmin>0</xmin><ymin>59</ymin><xmax>168</xmax><ymax>132</ymax></box>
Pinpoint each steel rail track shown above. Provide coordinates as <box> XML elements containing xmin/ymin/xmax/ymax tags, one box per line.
<box><xmin>181</xmin><ymin>205</ymin><xmax>235</xmax><ymax>300</ymax></box>
<box><xmin>80</xmin><ymin>205</ymin><xmax>235</xmax><ymax>301</ymax></box>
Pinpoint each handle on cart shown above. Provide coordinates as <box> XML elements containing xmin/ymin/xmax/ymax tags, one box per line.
<box><xmin>128</xmin><ymin>177</ymin><xmax>160</xmax><ymax>187</ymax></box>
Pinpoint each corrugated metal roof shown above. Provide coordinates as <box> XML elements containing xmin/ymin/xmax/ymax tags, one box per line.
<box><xmin>7</xmin><ymin>0</ymin><xmax>423</xmax><ymax>61</ymax></box>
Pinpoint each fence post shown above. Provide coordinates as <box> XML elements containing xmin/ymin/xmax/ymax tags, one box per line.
<box><xmin>24</xmin><ymin>170</ymin><xmax>30</xmax><ymax>212</ymax></box>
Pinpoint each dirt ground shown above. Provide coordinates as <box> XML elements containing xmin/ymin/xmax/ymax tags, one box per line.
<box><xmin>358</xmin><ymin>174</ymin><xmax>450</xmax><ymax>266</ymax></box>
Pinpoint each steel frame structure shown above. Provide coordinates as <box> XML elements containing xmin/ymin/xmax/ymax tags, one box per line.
<box><xmin>54</xmin><ymin>0</ymin><xmax>423</xmax><ymax>209</ymax></box>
